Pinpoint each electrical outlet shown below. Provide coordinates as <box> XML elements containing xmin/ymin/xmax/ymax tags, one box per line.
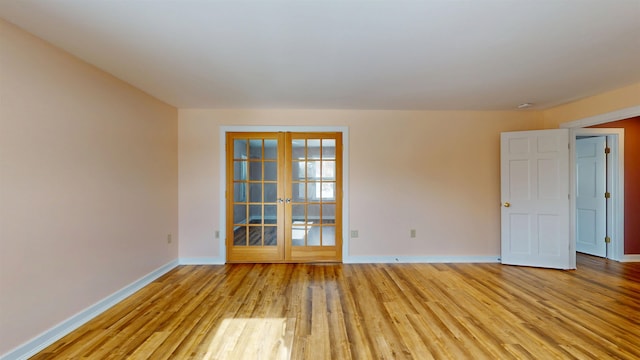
<box><xmin>167</xmin><ymin>233</ymin><xmax>172</xmax><ymax>244</ymax></box>
<box><xmin>350</xmin><ymin>230</ymin><xmax>359</xmax><ymax>238</ymax></box>
<box><xmin>410</xmin><ymin>229</ymin><xmax>416</xmax><ymax>238</ymax></box>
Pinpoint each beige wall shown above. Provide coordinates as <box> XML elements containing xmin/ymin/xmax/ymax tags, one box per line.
<box><xmin>542</xmin><ymin>82</ymin><xmax>640</xmax><ymax>128</ymax></box>
<box><xmin>0</xmin><ymin>20</ymin><xmax>178</xmax><ymax>355</ymax></box>
<box><xmin>178</xmin><ymin>109</ymin><xmax>542</xmax><ymax>260</ymax></box>
<box><xmin>3</xmin><ymin>12</ymin><xmax>636</xmax><ymax>356</ymax></box>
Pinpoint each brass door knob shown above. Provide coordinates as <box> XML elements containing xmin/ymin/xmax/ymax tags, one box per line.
<box><xmin>503</xmin><ymin>202</ymin><xmax>511</xmax><ymax>207</ymax></box>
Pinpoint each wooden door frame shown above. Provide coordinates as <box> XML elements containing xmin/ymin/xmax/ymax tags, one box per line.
<box><xmin>219</xmin><ymin>126</ymin><xmax>350</xmax><ymax>263</ymax></box>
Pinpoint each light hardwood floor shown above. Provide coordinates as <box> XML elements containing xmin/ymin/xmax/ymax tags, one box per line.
<box><xmin>32</xmin><ymin>254</ymin><xmax>640</xmax><ymax>359</ymax></box>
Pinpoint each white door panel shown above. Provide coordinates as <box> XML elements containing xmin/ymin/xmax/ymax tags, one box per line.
<box><xmin>501</xmin><ymin>129</ymin><xmax>573</xmax><ymax>269</ymax></box>
<box><xmin>576</xmin><ymin>137</ymin><xmax>606</xmax><ymax>257</ymax></box>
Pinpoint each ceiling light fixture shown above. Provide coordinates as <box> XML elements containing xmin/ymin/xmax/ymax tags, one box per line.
<box><xmin>517</xmin><ymin>103</ymin><xmax>534</xmax><ymax>109</ymax></box>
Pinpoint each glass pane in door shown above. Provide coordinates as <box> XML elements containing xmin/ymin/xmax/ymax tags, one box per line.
<box><xmin>232</xmin><ymin>137</ymin><xmax>278</xmax><ymax>247</ymax></box>
<box><xmin>290</xmin><ymin>138</ymin><xmax>337</xmax><ymax>247</ymax></box>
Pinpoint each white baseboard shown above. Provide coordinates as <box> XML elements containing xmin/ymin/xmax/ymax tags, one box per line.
<box><xmin>179</xmin><ymin>255</ymin><xmax>501</xmax><ymax>265</ymax></box>
<box><xmin>619</xmin><ymin>254</ymin><xmax>640</xmax><ymax>262</ymax></box>
<box><xmin>1</xmin><ymin>260</ymin><xmax>179</xmax><ymax>360</ymax></box>
<box><xmin>179</xmin><ymin>257</ymin><xmax>226</xmax><ymax>265</ymax></box>
<box><xmin>343</xmin><ymin>255</ymin><xmax>500</xmax><ymax>264</ymax></box>
<box><xmin>179</xmin><ymin>256</ymin><xmax>501</xmax><ymax>265</ymax></box>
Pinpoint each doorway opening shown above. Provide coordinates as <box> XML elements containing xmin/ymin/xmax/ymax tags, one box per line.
<box><xmin>562</xmin><ymin>106</ymin><xmax>640</xmax><ymax>263</ymax></box>
<box><xmin>570</xmin><ymin>129</ymin><xmax>624</xmax><ymax>262</ymax></box>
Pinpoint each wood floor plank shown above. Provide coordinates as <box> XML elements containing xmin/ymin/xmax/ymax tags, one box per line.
<box><xmin>31</xmin><ymin>254</ymin><xmax>640</xmax><ymax>359</ymax></box>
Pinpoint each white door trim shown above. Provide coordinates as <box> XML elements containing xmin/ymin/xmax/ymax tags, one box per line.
<box><xmin>560</xmin><ymin>105</ymin><xmax>640</xmax><ymax>128</ymax></box>
<box><xmin>569</xmin><ymin>128</ymin><xmax>624</xmax><ymax>261</ymax></box>
<box><xmin>560</xmin><ymin>105</ymin><xmax>636</xmax><ymax>261</ymax></box>
<box><xmin>219</xmin><ymin>126</ymin><xmax>350</xmax><ymax>263</ymax></box>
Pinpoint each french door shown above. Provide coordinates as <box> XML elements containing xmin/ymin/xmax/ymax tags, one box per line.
<box><xmin>226</xmin><ymin>132</ymin><xmax>342</xmax><ymax>263</ymax></box>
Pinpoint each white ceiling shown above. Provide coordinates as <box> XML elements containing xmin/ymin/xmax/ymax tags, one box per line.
<box><xmin>1</xmin><ymin>0</ymin><xmax>639</xmax><ymax>110</ymax></box>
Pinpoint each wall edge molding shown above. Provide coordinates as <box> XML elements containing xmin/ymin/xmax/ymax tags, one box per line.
<box><xmin>179</xmin><ymin>257</ymin><xmax>226</xmax><ymax>265</ymax></box>
<box><xmin>1</xmin><ymin>260</ymin><xmax>179</xmax><ymax>360</ymax></box>
<box><xmin>619</xmin><ymin>254</ymin><xmax>640</xmax><ymax>262</ymax></box>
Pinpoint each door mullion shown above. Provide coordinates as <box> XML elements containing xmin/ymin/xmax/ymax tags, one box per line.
<box><xmin>283</xmin><ymin>132</ymin><xmax>293</xmax><ymax>261</ymax></box>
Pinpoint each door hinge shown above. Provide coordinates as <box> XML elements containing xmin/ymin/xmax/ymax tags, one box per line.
<box><xmin>605</xmin><ymin>147</ymin><xmax>611</xmax><ymax>154</ymax></box>
<box><xmin>605</xmin><ymin>192</ymin><xmax>611</xmax><ymax>199</ymax></box>
<box><xmin>605</xmin><ymin>236</ymin><xmax>611</xmax><ymax>244</ymax></box>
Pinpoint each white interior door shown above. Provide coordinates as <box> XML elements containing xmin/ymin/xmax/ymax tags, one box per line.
<box><xmin>575</xmin><ymin>137</ymin><xmax>607</xmax><ymax>257</ymax></box>
<box><xmin>500</xmin><ymin>129</ymin><xmax>573</xmax><ymax>269</ymax></box>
